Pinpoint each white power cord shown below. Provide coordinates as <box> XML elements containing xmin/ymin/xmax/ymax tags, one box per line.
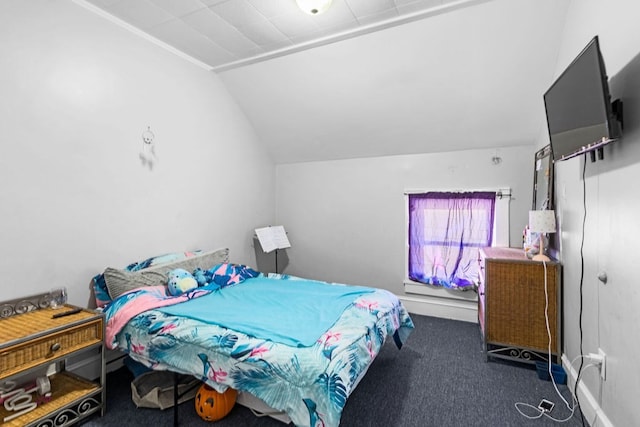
<box><xmin>514</xmin><ymin>260</ymin><xmax>595</xmax><ymax>423</ymax></box>
<box><xmin>515</xmin><ymin>357</ymin><xmax>599</xmax><ymax>421</ymax></box>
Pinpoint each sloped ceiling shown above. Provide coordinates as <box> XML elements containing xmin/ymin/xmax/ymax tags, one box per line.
<box><xmin>79</xmin><ymin>0</ymin><xmax>571</xmax><ymax>164</ymax></box>
<box><xmin>82</xmin><ymin>0</ymin><xmax>493</xmax><ymax>71</ymax></box>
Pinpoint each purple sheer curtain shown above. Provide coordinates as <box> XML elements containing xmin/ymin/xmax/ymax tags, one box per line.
<box><xmin>408</xmin><ymin>192</ymin><xmax>496</xmax><ymax>288</ymax></box>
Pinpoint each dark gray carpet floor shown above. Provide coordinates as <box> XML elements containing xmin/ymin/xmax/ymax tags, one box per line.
<box><xmin>80</xmin><ymin>314</ymin><xmax>586</xmax><ymax>426</ymax></box>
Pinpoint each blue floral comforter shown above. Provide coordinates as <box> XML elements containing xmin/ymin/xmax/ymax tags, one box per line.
<box><xmin>105</xmin><ymin>273</ymin><xmax>414</xmax><ymax>427</ymax></box>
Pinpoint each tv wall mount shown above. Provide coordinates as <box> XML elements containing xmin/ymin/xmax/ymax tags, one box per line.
<box><xmin>558</xmin><ymin>98</ymin><xmax>623</xmax><ymax>162</ymax></box>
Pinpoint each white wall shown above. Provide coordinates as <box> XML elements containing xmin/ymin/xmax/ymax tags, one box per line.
<box><xmin>0</xmin><ymin>0</ymin><xmax>275</xmax><ymax>307</ymax></box>
<box><xmin>542</xmin><ymin>1</ymin><xmax>640</xmax><ymax>425</ymax></box>
<box><xmin>275</xmin><ymin>146</ymin><xmax>532</xmax><ymax>297</ymax></box>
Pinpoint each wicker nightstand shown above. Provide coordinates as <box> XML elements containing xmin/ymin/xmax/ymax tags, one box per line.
<box><xmin>478</xmin><ymin>247</ymin><xmax>561</xmax><ymax>364</ymax></box>
<box><xmin>0</xmin><ymin>293</ymin><xmax>105</xmax><ymax>426</ymax></box>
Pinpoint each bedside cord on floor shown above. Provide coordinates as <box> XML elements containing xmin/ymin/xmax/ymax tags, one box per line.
<box><xmin>514</xmin><ymin>260</ymin><xmax>579</xmax><ymax>422</ymax></box>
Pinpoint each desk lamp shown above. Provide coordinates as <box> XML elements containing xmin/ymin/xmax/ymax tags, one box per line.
<box><xmin>528</xmin><ymin>210</ymin><xmax>556</xmax><ymax>262</ymax></box>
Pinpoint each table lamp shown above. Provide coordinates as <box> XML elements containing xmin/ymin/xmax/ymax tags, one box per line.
<box><xmin>528</xmin><ymin>210</ymin><xmax>556</xmax><ymax>262</ymax></box>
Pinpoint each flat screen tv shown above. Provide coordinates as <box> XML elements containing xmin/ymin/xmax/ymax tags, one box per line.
<box><xmin>543</xmin><ymin>36</ymin><xmax>622</xmax><ymax>162</ymax></box>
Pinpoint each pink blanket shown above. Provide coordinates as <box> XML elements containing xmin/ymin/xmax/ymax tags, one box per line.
<box><xmin>103</xmin><ymin>285</ymin><xmax>210</xmax><ymax>349</ymax></box>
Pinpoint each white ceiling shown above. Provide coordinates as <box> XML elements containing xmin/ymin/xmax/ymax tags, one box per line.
<box><xmin>79</xmin><ymin>0</ymin><xmax>571</xmax><ymax>163</ymax></box>
<box><xmin>82</xmin><ymin>0</ymin><xmax>484</xmax><ymax>71</ymax></box>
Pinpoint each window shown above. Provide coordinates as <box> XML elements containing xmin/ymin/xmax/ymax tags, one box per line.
<box><xmin>407</xmin><ymin>191</ymin><xmax>497</xmax><ymax>289</ymax></box>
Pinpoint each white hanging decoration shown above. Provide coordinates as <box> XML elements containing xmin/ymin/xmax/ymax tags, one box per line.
<box><xmin>491</xmin><ymin>149</ymin><xmax>502</xmax><ymax>165</ymax></box>
<box><xmin>140</xmin><ymin>126</ymin><xmax>157</xmax><ymax>170</ymax></box>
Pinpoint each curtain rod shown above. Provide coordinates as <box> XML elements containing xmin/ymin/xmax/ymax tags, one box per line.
<box><xmin>404</xmin><ymin>188</ymin><xmax>512</xmax><ymax>199</ymax></box>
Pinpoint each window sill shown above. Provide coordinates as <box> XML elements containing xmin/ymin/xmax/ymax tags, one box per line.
<box><xmin>404</xmin><ymin>280</ymin><xmax>478</xmax><ymax>302</ymax></box>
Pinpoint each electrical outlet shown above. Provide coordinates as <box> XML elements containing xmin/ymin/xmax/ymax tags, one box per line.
<box><xmin>598</xmin><ymin>348</ymin><xmax>606</xmax><ymax>380</ymax></box>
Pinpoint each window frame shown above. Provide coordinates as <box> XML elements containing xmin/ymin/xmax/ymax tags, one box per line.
<box><xmin>404</xmin><ymin>188</ymin><xmax>511</xmax><ymax>286</ymax></box>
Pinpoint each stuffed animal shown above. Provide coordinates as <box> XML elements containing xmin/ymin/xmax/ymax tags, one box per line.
<box><xmin>193</xmin><ymin>268</ymin><xmax>208</xmax><ymax>287</ymax></box>
<box><xmin>167</xmin><ymin>268</ymin><xmax>198</xmax><ymax>296</ymax></box>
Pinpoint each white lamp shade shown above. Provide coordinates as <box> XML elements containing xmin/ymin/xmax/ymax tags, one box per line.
<box><xmin>529</xmin><ymin>210</ymin><xmax>556</xmax><ymax>234</ymax></box>
<box><xmin>296</xmin><ymin>0</ymin><xmax>332</xmax><ymax>15</ymax></box>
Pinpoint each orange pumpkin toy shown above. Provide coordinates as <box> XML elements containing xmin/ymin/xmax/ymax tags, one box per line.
<box><xmin>194</xmin><ymin>384</ymin><xmax>237</xmax><ymax>422</ymax></box>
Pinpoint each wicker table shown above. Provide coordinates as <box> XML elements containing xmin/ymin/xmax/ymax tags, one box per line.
<box><xmin>477</xmin><ymin>247</ymin><xmax>561</xmax><ymax>364</ymax></box>
<box><xmin>0</xmin><ymin>293</ymin><xmax>105</xmax><ymax>426</ymax></box>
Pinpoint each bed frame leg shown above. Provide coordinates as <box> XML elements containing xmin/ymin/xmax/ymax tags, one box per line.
<box><xmin>173</xmin><ymin>372</ymin><xmax>179</xmax><ymax>427</ymax></box>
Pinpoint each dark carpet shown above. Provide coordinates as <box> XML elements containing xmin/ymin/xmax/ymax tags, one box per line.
<box><xmin>80</xmin><ymin>314</ymin><xmax>585</xmax><ymax>427</ymax></box>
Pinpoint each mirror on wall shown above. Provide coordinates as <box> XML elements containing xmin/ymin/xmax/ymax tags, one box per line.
<box><xmin>533</xmin><ymin>145</ymin><xmax>554</xmax><ymax>210</ymax></box>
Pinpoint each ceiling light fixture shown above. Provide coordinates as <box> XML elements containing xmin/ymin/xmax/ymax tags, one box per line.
<box><xmin>296</xmin><ymin>0</ymin><xmax>332</xmax><ymax>15</ymax></box>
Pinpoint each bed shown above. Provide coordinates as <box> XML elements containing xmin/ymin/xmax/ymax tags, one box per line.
<box><xmin>94</xmin><ymin>248</ymin><xmax>414</xmax><ymax>427</ymax></box>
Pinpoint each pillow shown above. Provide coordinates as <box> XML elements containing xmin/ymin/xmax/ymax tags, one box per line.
<box><xmin>93</xmin><ymin>251</ymin><xmax>202</xmax><ymax>307</ymax></box>
<box><xmin>92</xmin><ymin>275</ymin><xmax>113</xmax><ymax>308</ymax></box>
<box><xmin>124</xmin><ymin>252</ymin><xmax>203</xmax><ymax>272</ymax></box>
<box><xmin>207</xmin><ymin>263</ymin><xmax>260</xmax><ymax>287</ymax></box>
<box><xmin>103</xmin><ymin>268</ymin><xmax>167</xmax><ymax>300</ymax></box>
<box><xmin>143</xmin><ymin>248</ymin><xmax>230</xmax><ymax>277</ymax></box>
<box><xmin>92</xmin><ymin>248</ymin><xmax>229</xmax><ymax>306</ymax></box>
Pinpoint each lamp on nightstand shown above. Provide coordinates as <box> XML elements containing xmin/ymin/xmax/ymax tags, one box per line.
<box><xmin>528</xmin><ymin>210</ymin><xmax>556</xmax><ymax>262</ymax></box>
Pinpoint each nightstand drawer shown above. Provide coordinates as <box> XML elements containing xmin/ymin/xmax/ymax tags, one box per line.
<box><xmin>0</xmin><ymin>319</ymin><xmax>103</xmax><ymax>378</ymax></box>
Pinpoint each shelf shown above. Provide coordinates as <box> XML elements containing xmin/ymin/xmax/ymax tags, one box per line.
<box><xmin>0</xmin><ymin>372</ymin><xmax>102</xmax><ymax>426</ymax></box>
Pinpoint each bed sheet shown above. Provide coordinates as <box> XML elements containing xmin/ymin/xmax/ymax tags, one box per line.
<box><xmin>108</xmin><ymin>275</ymin><xmax>414</xmax><ymax>427</ymax></box>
